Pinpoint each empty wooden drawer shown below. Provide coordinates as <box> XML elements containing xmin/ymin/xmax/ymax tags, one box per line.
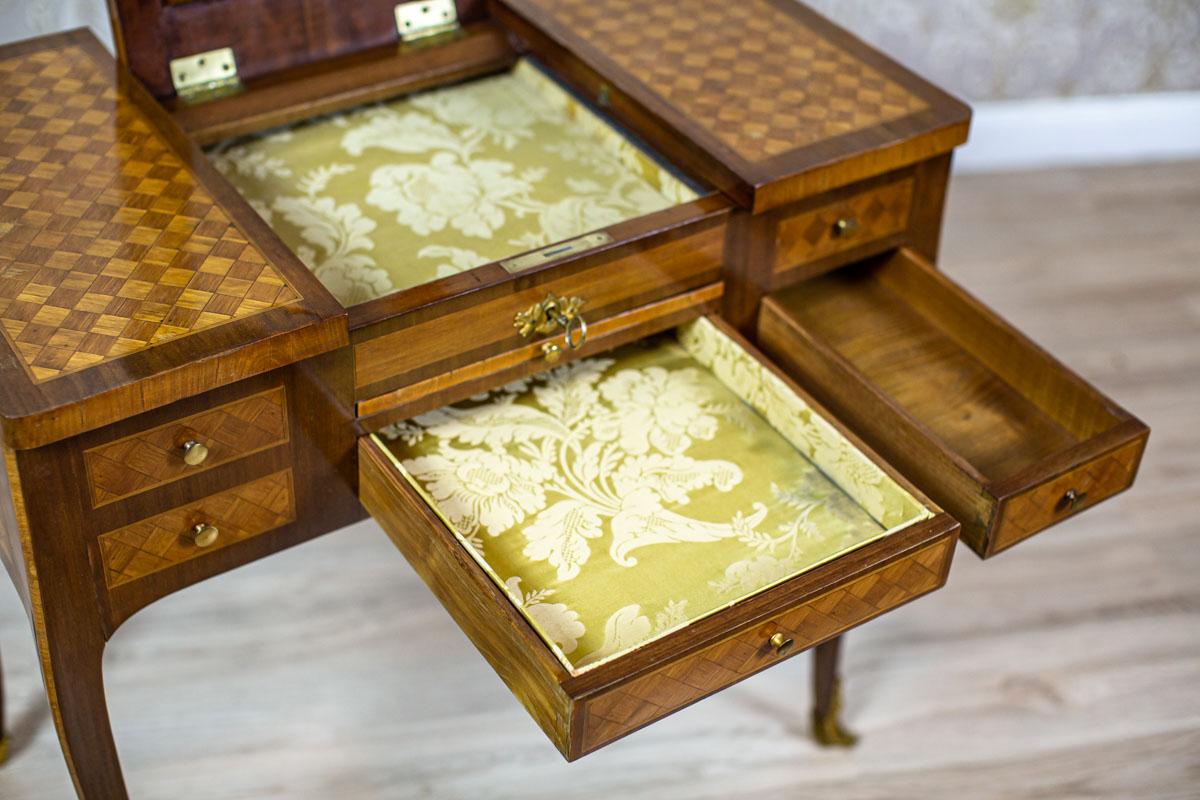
<box><xmin>757</xmin><ymin>248</ymin><xmax>1149</xmax><ymax>557</ymax></box>
<box><xmin>83</xmin><ymin>386</ymin><xmax>291</xmax><ymax>507</ymax></box>
<box><xmin>360</xmin><ymin>315</ymin><xmax>958</xmax><ymax>758</ymax></box>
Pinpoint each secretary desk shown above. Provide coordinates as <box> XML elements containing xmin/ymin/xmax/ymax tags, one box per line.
<box><xmin>0</xmin><ymin>1</ymin><xmax>1148</xmax><ymax>796</ymax></box>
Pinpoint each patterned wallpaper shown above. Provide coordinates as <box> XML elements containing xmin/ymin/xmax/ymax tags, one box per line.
<box><xmin>805</xmin><ymin>0</ymin><xmax>1200</xmax><ymax>100</ymax></box>
<box><xmin>0</xmin><ymin>0</ymin><xmax>1197</xmax><ymax>101</ymax></box>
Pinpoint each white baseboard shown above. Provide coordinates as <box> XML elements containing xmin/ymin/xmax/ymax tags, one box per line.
<box><xmin>953</xmin><ymin>91</ymin><xmax>1200</xmax><ymax>173</ymax></box>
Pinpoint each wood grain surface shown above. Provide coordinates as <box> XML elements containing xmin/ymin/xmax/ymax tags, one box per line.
<box><xmin>0</xmin><ymin>161</ymin><xmax>1192</xmax><ymax>798</ymax></box>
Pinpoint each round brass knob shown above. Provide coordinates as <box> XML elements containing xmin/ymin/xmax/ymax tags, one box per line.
<box><xmin>190</xmin><ymin>523</ymin><xmax>219</xmax><ymax>548</ymax></box>
<box><xmin>541</xmin><ymin>341</ymin><xmax>562</xmax><ymax>363</ymax></box>
<box><xmin>833</xmin><ymin>217</ymin><xmax>860</xmax><ymax>238</ymax></box>
<box><xmin>769</xmin><ymin>632</ymin><xmax>794</xmax><ymax>655</ymax></box>
<box><xmin>181</xmin><ymin>439</ymin><xmax>209</xmax><ymax>467</ymax></box>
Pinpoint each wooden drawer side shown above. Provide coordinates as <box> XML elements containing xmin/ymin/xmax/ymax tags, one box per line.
<box><xmin>84</xmin><ymin>386</ymin><xmax>290</xmax><ymax>507</ymax></box>
<box><xmin>97</xmin><ymin>469</ymin><xmax>296</xmax><ymax>588</ymax></box>
<box><xmin>577</xmin><ymin>535</ymin><xmax>954</xmax><ymax>755</ymax></box>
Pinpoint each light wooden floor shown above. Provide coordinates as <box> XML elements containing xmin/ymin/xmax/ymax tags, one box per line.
<box><xmin>1</xmin><ymin>161</ymin><xmax>1197</xmax><ymax>800</ymax></box>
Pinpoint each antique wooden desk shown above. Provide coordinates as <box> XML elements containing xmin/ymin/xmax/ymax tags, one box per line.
<box><xmin>0</xmin><ymin>1</ymin><xmax>1148</xmax><ymax>797</ymax></box>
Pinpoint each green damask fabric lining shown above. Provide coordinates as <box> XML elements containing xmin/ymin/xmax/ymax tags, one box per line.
<box><xmin>209</xmin><ymin>60</ymin><xmax>697</xmax><ymax>306</ymax></box>
<box><xmin>379</xmin><ymin>319</ymin><xmax>931</xmax><ymax>674</ymax></box>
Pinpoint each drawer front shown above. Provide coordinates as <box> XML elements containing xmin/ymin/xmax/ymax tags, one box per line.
<box><xmin>84</xmin><ymin>386</ymin><xmax>290</xmax><ymax>507</ymax></box>
<box><xmin>98</xmin><ymin>469</ymin><xmax>296</xmax><ymax>589</ymax></box>
<box><xmin>353</xmin><ymin>217</ymin><xmax>726</xmax><ymax>401</ymax></box>
<box><xmin>577</xmin><ymin>536</ymin><xmax>953</xmax><ymax>754</ymax></box>
<box><xmin>773</xmin><ymin>178</ymin><xmax>914</xmax><ymax>276</ymax></box>
<box><xmin>992</xmin><ymin>436</ymin><xmax>1147</xmax><ymax>554</ymax></box>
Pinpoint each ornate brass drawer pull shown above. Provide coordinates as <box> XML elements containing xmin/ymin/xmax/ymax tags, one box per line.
<box><xmin>189</xmin><ymin>522</ymin><xmax>219</xmax><ymax>548</ymax></box>
<box><xmin>514</xmin><ymin>292</ymin><xmax>588</xmax><ymax>362</ymax></box>
<box><xmin>768</xmin><ymin>632</ymin><xmax>794</xmax><ymax>655</ymax></box>
<box><xmin>180</xmin><ymin>438</ymin><xmax>209</xmax><ymax>466</ymax></box>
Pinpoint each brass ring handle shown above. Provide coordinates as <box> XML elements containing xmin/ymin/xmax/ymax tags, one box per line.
<box><xmin>180</xmin><ymin>439</ymin><xmax>209</xmax><ymax>467</ymax></box>
<box><xmin>189</xmin><ymin>522</ymin><xmax>219</xmax><ymax>548</ymax></box>
<box><xmin>561</xmin><ymin>313</ymin><xmax>587</xmax><ymax>351</ymax></box>
<box><xmin>833</xmin><ymin>217</ymin><xmax>860</xmax><ymax>238</ymax></box>
<box><xmin>768</xmin><ymin>632</ymin><xmax>794</xmax><ymax>655</ymax></box>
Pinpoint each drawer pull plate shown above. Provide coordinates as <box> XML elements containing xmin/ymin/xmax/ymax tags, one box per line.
<box><xmin>501</xmin><ymin>232</ymin><xmax>612</xmax><ymax>274</ymax></box>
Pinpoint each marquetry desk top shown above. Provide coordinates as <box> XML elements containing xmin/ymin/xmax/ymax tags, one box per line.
<box><xmin>0</xmin><ymin>32</ymin><xmax>346</xmax><ymax>449</ymax></box>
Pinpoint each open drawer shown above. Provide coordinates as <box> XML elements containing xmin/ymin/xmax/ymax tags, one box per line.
<box><xmin>360</xmin><ymin>316</ymin><xmax>958</xmax><ymax>758</ymax></box>
<box><xmin>758</xmin><ymin>249</ymin><xmax>1149</xmax><ymax>558</ymax></box>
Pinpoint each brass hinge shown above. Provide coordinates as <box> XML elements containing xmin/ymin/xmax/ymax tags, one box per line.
<box><xmin>395</xmin><ymin>0</ymin><xmax>460</xmax><ymax>42</ymax></box>
<box><xmin>169</xmin><ymin>47</ymin><xmax>241</xmax><ymax>103</ymax></box>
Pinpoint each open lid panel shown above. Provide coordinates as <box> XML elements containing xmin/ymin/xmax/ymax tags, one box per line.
<box><xmin>0</xmin><ymin>30</ymin><xmax>347</xmax><ymax>449</ymax></box>
<box><xmin>108</xmin><ymin>0</ymin><xmax>491</xmax><ymax>99</ymax></box>
<box><xmin>493</xmin><ymin>0</ymin><xmax>972</xmax><ymax>212</ymax></box>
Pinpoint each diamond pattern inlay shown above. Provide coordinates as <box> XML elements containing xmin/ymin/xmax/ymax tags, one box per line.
<box><xmin>0</xmin><ymin>45</ymin><xmax>301</xmax><ymax>382</ymax></box>
<box><xmin>580</xmin><ymin>537</ymin><xmax>952</xmax><ymax>752</ymax></box>
<box><xmin>97</xmin><ymin>469</ymin><xmax>295</xmax><ymax>588</ymax></box>
<box><xmin>84</xmin><ymin>386</ymin><xmax>290</xmax><ymax>507</ymax></box>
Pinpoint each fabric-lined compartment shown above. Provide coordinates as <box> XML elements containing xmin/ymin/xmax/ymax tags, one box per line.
<box><xmin>208</xmin><ymin>59</ymin><xmax>698</xmax><ymax>307</ymax></box>
<box><xmin>374</xmin><ymin>316</ymin><xmax>931</xmax><ymax>674</ymax></box>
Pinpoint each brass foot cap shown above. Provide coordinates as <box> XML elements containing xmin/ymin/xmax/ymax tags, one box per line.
<box><xmin>811</xmin><ymin>710</ymin><xmax>859</xmax><ymax>747</ymax></box>
<box><xmin>0</xmin><ymin>734</ymin><xmax>9</xmax><ymax>766</ymax></box>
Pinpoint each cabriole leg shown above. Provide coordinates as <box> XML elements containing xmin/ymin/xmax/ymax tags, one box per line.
<box><xmin>811</xmin><ymin>635</ymin><xmax>858</xmax><ymax>747</ymax></box>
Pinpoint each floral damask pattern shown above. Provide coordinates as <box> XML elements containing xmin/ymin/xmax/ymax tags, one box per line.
<box><xmin>380</xmin><ymin>319</ymin><xmax>930</xmax><ymax>673</ymax></box>
<box><xmin>209</xmin><ymin>60</ymin><xmax>695</xmax><ymax>307</ymax></box>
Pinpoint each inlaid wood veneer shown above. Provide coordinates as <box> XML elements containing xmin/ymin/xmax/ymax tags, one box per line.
<box><xmin>774</xmin><ymin>178</ymin><xmax>914</xmax><ymax>274</ymax></box>
<box><xmin>83</xmin><ymin>386</ymin><xmax>290</xmax><ymax>507</ymax></box>
<box><xmin>578</xmin><ymin>536</ymin><xmax>953</xmax><ymax>754</ymax></box>
<box><xmin>98</xmin><ymin>469</ymin><xmax>296</xmax><ymax>588</ymax></box>
<box><xmin>0</xmin><ymin>46</ymin><xmax>302</xmax><ymax>383</ymax></box>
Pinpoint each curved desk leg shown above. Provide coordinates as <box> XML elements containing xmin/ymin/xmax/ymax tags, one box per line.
<box><xmin>36</xmin><ymin>630</ymin><xmax>127</xmax><ymax>799</ymax></box>
<box><xmin>811</xmin><ymin>635</ymin><xmax>858</xmax><ymax>747</ymax></box>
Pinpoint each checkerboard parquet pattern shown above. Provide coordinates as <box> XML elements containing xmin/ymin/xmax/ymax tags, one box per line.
<box><xmin>0</xmin><ymin>45</ymin><xmax>301</xmax><ymax>383</ymax></box>
<box><xmin>98</xmin><ymin>469</ymin><xmax>296</xmax><ymax>588</ymax></box>
<box><xmin>527</xmin><ymin>0</ymin><xmax>928</xmax><ymax>162</ymax></box>
<box><xmin>580</xmin><ymin>537</ymin><xmax>951</xmax><ymax>752</ymax></box>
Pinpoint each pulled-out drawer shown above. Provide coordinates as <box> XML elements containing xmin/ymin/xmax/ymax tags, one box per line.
<box><xmin>757</xmin><ymin>248</ymin><xmax>1149</xmax><ymax>557</ymax></box>
<box><xmin>360</xmin><ymin>315</ymin><xmax>958</xmax><ymax>758</ymax></box>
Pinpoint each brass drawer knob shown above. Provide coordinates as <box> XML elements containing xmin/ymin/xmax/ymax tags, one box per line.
<box><xmin>769</xmin><ymin>632</ymin><xmax>794</xmax><ymax>655</ymax></box>
<box><xmin>832</xmin><ymin>217</ymin><xmax>860</xmax><ymax>238</ymax></box>
<box><xmin>181</xmin><ymin>439</ymin><xmax>210</xmax><ymax>466</ymax></box>
<box><xmin>190</xmin><ymin>522</ymin><xmax>219</xmax><ymax>548</ymax></box>
<box><xmin>1058</xmin><ymin>487</ymin><xmax>1088</xmax><ymax>513</ymax></box>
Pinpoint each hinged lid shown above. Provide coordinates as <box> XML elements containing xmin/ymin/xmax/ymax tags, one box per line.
<box><xmin>108</xmin><ymin>0</ymin><xmax>486</xmax><ymax>99</ymax></box>
<box><xmin>494</xmin><ymin>0</ymin><xmax>972</xmax><ymax>212</ymax></box>
<box><xmin>0</xmin><ymin>31</ymin><xmax>347</xmax><ymax>449</ymax></box>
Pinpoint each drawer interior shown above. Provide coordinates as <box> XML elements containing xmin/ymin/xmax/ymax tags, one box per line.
<box><xmin>206</xmin><ymin>58</ymin><xmax>702</xmax><ymax>308</ymax></box>
<box><xmin>370</xmin><ymin>316</ymin><xmax>934</xmax><ymax>674</ymax></box>
<box><xmin>759</xmin><ymin>249</ymin><xmax>1148</xmax><ymax>556</ymax></box>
